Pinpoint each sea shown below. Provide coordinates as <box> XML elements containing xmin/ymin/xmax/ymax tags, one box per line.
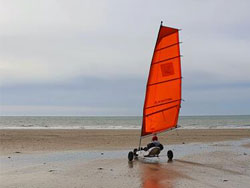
<box><xmin>0</xmin><ymin>115</ymin><xmax>250</xmax><ymax>130</ymax></box>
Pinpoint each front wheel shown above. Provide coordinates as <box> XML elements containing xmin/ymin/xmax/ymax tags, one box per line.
<box><xmin>167</xmin><ymin>150</ymin><xmax>173</xmax><ymax>161</ymax></box>
<box><xmin>128</xmin><ymin>151</ymin><xmax>134</xmax><ymax>161</ymax></box>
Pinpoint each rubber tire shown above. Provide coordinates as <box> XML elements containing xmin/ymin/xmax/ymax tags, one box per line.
<box><xmin>128</xmin><ymin>151</ymin><xmax>134</xmax><ymax>161</ymax></box>
<box><xmin>167</xmin><ymin>150</ymin><xmax>173</xmax><ymax>161</ymax></box>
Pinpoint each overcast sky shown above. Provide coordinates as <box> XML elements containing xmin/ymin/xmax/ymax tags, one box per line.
<box><xmin>0</xmin><ymin>0</ymin><xmax>250</xmax><ymax>116</ymax></box>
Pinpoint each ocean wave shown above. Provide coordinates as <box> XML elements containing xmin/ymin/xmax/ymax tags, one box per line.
<box><xmin>241</xmin><ymin>124</ymin><xmax>250</xmax><ymax>127</ymax></box>
<box><xmin>83</xmin><ymin>125</ymin><xmax>140</xmax><ymax>130</ymax></box>
<box><xmin>1</xmin><ymin>125</ymin><xmax>250</xmax><ymax>130</ymax></box>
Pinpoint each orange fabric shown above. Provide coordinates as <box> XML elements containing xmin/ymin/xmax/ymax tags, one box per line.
<box><xmin>141</xmin><ymin>25</ymin><xmax>182</xmax><ymax>136</ymax></box>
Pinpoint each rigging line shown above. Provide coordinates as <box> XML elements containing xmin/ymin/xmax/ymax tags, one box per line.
<box><xmin>145</xmin><ymin>105</ymin><xmax>178</xmax><ymax>117</ymax></box>
<box><xmin>145</xmin><ymin>99</ymin><xmax>182</xmax><ymax>109</ymax></box>
<box><xmin>152</xmin><ymin>55</ymin><xmax>182</xmax><ymax>65</ymax></box>
<box><xmin>155</xmin><ymin>42</ymin><xmax>182</xmax><ymax>52</ymax></box>
<box><xmin>148</xmin><ymin>77</ymin><xmax>182</xmax><ymax>86</ymax></box>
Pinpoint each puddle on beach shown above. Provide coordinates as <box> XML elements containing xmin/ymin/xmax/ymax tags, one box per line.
<box><xmin>1</xmin><ymin>138</ymin><xmax>250</xmax><ymax>169</ymax></box>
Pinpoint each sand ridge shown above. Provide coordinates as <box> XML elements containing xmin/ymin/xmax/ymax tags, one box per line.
<box><xmin>1</xmin><ymin>129</ymin><xmax>250</xmax><ymax>155</ymax></box>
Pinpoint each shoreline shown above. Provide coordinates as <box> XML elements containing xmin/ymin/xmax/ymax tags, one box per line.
<box><xmin>1</xmin><ymin>127</ymin><xmax>250</xmax><ymax>130</ymax></box>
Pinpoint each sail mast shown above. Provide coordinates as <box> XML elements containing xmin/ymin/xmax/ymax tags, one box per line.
<box><xmin>138</xmin><ymin>22</ymin><xmax>163</xmax><ymax>149</ymax></box>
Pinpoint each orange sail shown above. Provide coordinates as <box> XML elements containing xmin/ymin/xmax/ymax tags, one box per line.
<box><xmin>141</xmin><ymin>24</ymin><xmax>182</xmax><ymax>137</ymax></box>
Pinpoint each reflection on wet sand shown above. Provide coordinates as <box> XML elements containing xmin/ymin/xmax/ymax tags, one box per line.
<box><xmin>138</xmin><ymin>160</ymin><xmax>181</xmax><ymax>188</ymax></box>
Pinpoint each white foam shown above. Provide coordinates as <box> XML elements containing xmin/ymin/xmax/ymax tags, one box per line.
<box><xmin>0</xmin><ymin>126</ymin><xmax>85</xmax><ymax>130</ymax></box>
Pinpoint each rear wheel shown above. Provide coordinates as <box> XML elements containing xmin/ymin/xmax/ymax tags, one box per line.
<box><xmin>167</xmin><ymin>150</ymin><xmax>173</xmax><ymax>161</ymax></box>
<box><xmin>128</xmin><ymin>151</ymin><xmax>134</xmax><ymax>161</ymax></box>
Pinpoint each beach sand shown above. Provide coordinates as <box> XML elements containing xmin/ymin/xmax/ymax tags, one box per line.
<box><xmin>1</xmin><ymin>129</ymin><xmax>250</xmax><ymax>155</ymax></box>
<box><xmin>1</xmin><ymin>129</ymin><xmax>250</xmax><ymax>187</ymax></box>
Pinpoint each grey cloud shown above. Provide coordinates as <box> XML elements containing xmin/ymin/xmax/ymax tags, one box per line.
<box><xmin>0</xmin><ymin>0</ymin><xmax>250</xmax><ymax>115</ymax></box>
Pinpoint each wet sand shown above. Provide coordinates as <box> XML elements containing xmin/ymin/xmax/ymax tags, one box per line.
<box><xmin>0</xmin><ymin>129</ymin><xmax>250</xmax><ymax>188</ymax></box>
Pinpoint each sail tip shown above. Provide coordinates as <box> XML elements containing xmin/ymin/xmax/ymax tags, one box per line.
<box><xmin>160</xmin><ymin>21</ymin><xmax>163</xmax><ymax>26</ymax></box>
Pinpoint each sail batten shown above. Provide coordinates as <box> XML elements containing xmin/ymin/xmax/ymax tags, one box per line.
<box><xmin>152</xmin><ymin>55</ymin><xmax>181</xmax><ymax>65</ymax></box>
<box><xmin>145</xmin><ymin>105</ymin><xmax>179</xmax><ymax>117</ymax></box>
<box><xmin>155</xmin><ymin>42</ymin><xmax>181</xmax><ymax>52</ymax></box>
<box><xmin>141</xmin><ymin>24</ymin><xmax>182</xmax><ymax>137</ymax></box>
<box><xmin>148</xmin><ymin>77</ymin><xmax>182</xmax><ymax>86</ymax></box>
<box><xmin>145</xmin><ymin>99</ymin><xmax>182</xmax><ymax>109</ymax></box>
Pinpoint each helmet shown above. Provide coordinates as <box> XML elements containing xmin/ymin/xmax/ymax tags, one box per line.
<box><xmin>152</xmin><ymin>135</ymin><xmax>158</xmax><ymax>141</ymax></box>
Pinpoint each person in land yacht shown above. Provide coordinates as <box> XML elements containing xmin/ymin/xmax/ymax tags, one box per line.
<box><xmin>144</xmin><ymin>135</ymin><xmax>164</xmax><ymax>151</ymax></box>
